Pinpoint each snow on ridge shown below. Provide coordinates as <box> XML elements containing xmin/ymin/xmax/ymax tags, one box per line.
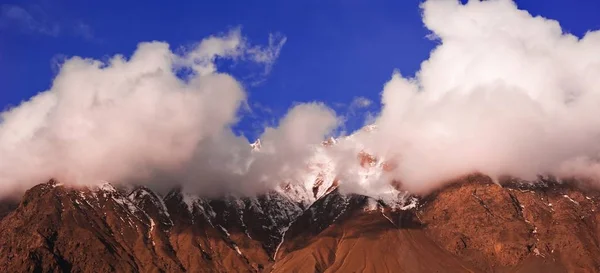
<box><xmin>182</xmin><ymin>193</ymin><xmax>199</xmax><ymax>214</ymax></box>
<box><xmin>246</xmin><ymin>122</ymin><xmax>384</xmax><ymax>207</ymax></box>
<box><xmin>277</xmin><ymin>143</ymin><xmax>338</xmax><ymax>205</ymax></box>
<box><xmin>147</xmin><ymin>218</ymin><xmax>156</xmax><ymax>247</ymax></box>
<box><xmin>112</xmin><ymin>194</ymin><xmax>140</xmax><ymax>214</ymax></box>
<box><xmin>136</xmin><ymin>188</ymin><xmax>151</xmax><ymax>198</ymax></box>
<box><xmin>378</xmin><ymin>190</ymin><xmax>419</xmax><ymax>211</ymax></box>
<box><xmin>270</xmin><ymin>123</ymin><xmax>403</xmax><ymax>208</ymax></box>
<box><xmin>129</xmin><ymin>187</ymin><xmax>172</xmax><ymax>219</ymax></box>
<box><xmin>91</xmin><ymin>181</ymin><xmax>149</xmax><ymax>219</ymax></box>
<box><xmin>149</xmin><ymin>218</ymin><xmax>155</xmax><ymax>232</ymax></box>
<box><xmin>155</xmin><ymin>193</ymin><xmax>172</xmax><ymax>218</ymax></box>
<box><xmin>98</xmin><ymin>182</ymin><xmax>117</xmax><ymax>193</ymax></box>
<box><xmin>398</xmin><ymin>197</ymin><xmax>418</xmax><ymax>210</ymax></box>
<box><xmin>127</xmin><ymin>187</ymin><xmax>174</xmax><ymax>226</ymax></box>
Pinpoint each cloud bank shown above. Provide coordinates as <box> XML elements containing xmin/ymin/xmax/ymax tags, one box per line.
<box><xmin>1</xmin><ymin>0</ymin><xmax>600</xmax><ymax>199</ymax></box>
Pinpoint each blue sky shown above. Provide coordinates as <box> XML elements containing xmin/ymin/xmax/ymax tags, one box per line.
<box><xmin>1</xmin><ymin>0</ymin><xmax>599</xmax><ymax>140</ymax></box>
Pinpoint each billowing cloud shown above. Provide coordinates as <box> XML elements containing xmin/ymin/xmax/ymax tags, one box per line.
<box><xmin>340</xmin><ymin>0</ymin><xmax>600</xmax><ymax>195</ymax></box>
<box><xmin>0</xmin><ymin>29</ymin><xmax>317</xmax><ymax>196</ymax></box>
<box><xmin>171</xmin><ymin>102</ymin><xmax>338</xmax><ymax>197</ymax></box>
<box><xmin>2</xmin><ymin>0</ymin><xmax>600</xmax><ymax>200</ymax></box>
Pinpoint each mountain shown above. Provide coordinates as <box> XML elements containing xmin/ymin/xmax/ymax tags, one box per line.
<box><xmin>1</xmin><ymin>174</ymin><xmax>600</xmax><ymax>272</ymax></box>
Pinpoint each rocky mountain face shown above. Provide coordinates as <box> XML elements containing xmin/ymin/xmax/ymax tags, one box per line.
<box><xmin>0</xmin><ymin>198</ymin><xmax>18</xmax><ymax>221</ymax></box>
<box><xmin>1</xmin><ymin>174</ymin><xmax>600</xmax><ymax>272</ymax></box>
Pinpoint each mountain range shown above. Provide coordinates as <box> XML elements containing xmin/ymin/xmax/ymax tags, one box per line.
<box><xmin>2</xmin><ymin>172</ymin><xmax>600</xmax><ymax>272</ymax></box>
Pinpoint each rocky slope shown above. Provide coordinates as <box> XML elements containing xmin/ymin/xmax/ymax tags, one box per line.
<box><xmin>418</xmin><ymin>175</ymin><xmax>600</xmax><ymax>272</ymax></box>
<box><xmin>1</xmin><ymin>174</ymin><xmax>600</xmax><ymax>272</ymax></box>
<box><xmin>0</xmin><ymin>198</ymin><xmax>18</xmax><ymax>220</ymax></box>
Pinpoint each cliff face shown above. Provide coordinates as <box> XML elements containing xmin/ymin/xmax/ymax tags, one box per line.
<box><xmin>0</xmin><ymin>181</ymin><xmax>299</xmax><ymax>272</ymax></box>
<box><xmin>418</xmin><ymin>175</ymin><xmax>600</xmax><ymax>272</ymax></box>
<box><xmin>0</xmin><ymin>198</ymin><xmax>18</xmax><ymax>221</ymax></box>
<box><xmin>1</xmin><ymin>175</ymin><xmax>600</xmax><ymax>272</ymax></box>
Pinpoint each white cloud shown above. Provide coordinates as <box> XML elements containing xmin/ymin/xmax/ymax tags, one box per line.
<box><xmin>0</xmin><ymin>40</ymin><xmax>242</xmax><ymax>192</ymax></box>
<box><xmin>0</xmin><ymin>29</ymin><xmax>302</xmax><ymax>196</ymax></box>
<box><xmin>340</xmin><ymin>0</ymin><xmax>600</xmax><ymax>194</ymax></box>
<box><xmin>3</xmin><ymin>0</ymin><xmax>600</xmax><ymax>200</ymax></box>
<box><xmin>181</xmin><ymin>28</ymin><xmax>287</xmax><ymax>80</ymax></box>
<box><xmin>247</xmin><ymin>32</ymin><xmax>287</xmax><ymax>75</ymax></box>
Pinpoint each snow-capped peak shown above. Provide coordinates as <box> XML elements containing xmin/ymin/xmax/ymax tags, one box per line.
<box><xmin>98</xmin><ymin>182</ymin><xmax>117</xmax><ymax>193</ymax></box>
<box><xmin>250</xmin><ymin>139</ymin><xmax>262</xmax><ymax>151</ymax></box>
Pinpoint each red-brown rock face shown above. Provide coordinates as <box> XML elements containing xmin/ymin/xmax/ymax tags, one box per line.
<box><xmin>2</xmin><ymin>175</ymin><xmax>600</xmax><ymax>272</ymax></box>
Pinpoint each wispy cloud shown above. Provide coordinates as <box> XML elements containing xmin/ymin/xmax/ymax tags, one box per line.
<box><xmin>331</xmin><ymin>96</ymin><xmax>375</xmax><ymax>136</ymax></box>
<box><xmin>245</xmin><ymin>32</ymin><xmax>287</xmax><ymax>86</ymax></box>
<box><xmin>0</xmin><ymin>4</ymin><xmax>59</xmax><ymax>36</ymax></box>
<box><xmin>252</xmin><ymin>102</ymin><xmax>274</xmax><ymax>114</ymax></box>
<box><xmin>349</xmin><ymin>96</ymin><xmax>372</xmax><ymax>109</ymax></box>
<box><xmin>0</xmin><ymin>4</ymin><xmax>96</xmax><ymax>41</ymax></box>
<box><xmin>247</xmin><ymin>33</ymin><xmax>287</xmax><ymax>75</ymax></box>
<box><xmin>73</xmin><ymin>22</ymin><xmax>96</xmax><ymax>41</ymax></box>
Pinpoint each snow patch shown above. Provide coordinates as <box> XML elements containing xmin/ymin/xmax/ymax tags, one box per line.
<box><xmin>273</xmin><ymin>226</ymin><xmax>289</xmax><ymax>260</ymax></box>
<box><xmin>148</xmin><ymin>218</ymin><xmax>156</xmax><ymax>247</ymax></box>
<box><xmin>128</xmin><ymin>188</ymin><xmax>173</xmax><ymax>225</ymax></box>
<box><xmin>399</xmin><ymin>197</ymin><xmax>418</xmax><ymax>210</ymax></box>
<box><xmin>155</xmin><ymin>194</ymin><xmax>171</xmax><ymax>218</ymax></box>
<box><xmin>233</xmin><ymin>245</ymin><xmax>242</xmax><ymax>255</ymax></box>
<box><xmin>182</xmin><ymin>194</ymin><xmax>198</xmax><ymax>214</ymax></box>
<box><xmin>99</xmin><ymin>182</ymin><xmax>117</xmax><ymax>193</ymax></box>
<box><xmin>563</xmin><ymin>195</ymin><xmax>579</xmax><ymax>205</ymax></box>
<box><xmin>218</xmin><ymin>225</ymin><xmax>231</xmax><ymax>237</ymax></box>
<box><xmin>112</xmin><ymin>195</ymin><xmax>139</xmax><ymax>215</ymax></box>
<box><xmin>380</xmin><ymin>207</ymin><xmax>395</xmax><ymax>226</ymax></box>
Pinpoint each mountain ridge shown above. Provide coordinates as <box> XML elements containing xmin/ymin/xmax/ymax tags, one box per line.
<box><xmin>2</xmin><ymin>174</ymin><xmax>600</xmax><ymax>272</ymax></box>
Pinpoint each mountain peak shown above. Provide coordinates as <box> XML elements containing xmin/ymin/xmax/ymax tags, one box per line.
<box><xmin>250</xmin><ymin>139</ymin><xmax>262</xmax><ymax>151</ymax></box>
